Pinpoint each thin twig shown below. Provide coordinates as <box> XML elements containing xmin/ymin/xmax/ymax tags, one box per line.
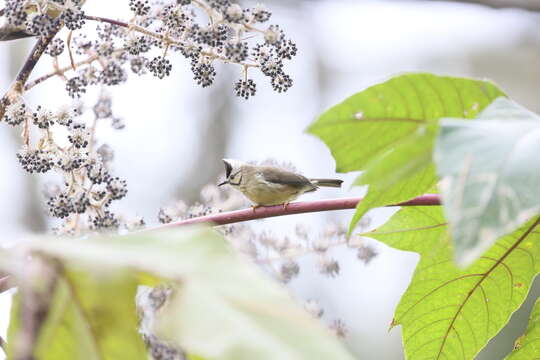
<box><xmin>67</xmin><ymin>31</ymin><xmax>76</xmax><ymax>71</ymax></box>
<box><xmin>0</xmin><ymin>26</ymin><xmax>62</xmax><ymax>119</ymax></box>
<box><xmin>159</xmin><ymin>194</ymin><xmax>441</xmax><ymax>228</ymax></box>
<box><xmin>83</xmin><ymin>14</ymin><xmax>260</xmax><ymax>68</ymax></box>
<box><xmin>25</xmin><ymin>52</ymin><xmax>114</xmax><ymax>90</ymax></box>
<box><xmin>83</xmin><ymin>15</ymin><xmax>127</xmax><ymax>28</ymax></box>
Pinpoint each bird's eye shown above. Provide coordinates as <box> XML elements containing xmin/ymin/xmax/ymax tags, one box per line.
<box><xmin>228</xmin><ymin>170</ymin><xmax>242</xmax><ymax>185</ymax></box>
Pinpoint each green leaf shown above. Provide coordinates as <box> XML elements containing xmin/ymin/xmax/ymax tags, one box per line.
<box><xmin>435</xmin><ymin>98</ymin><xmax>540</xmax><ymax>266</ymax></box>
<box><xmin>363</xmin><ymin>206</ymin><xmax>540</xmax><ymax>360</ymax></box>
<box><xmin>308</xmin><ymin>73</ymin><xmax>504</xmax><ymax>173</ymax></box>
<box><xmin>348</xmin><ymin>125</ymin><xmax>438</xmax><ymax>233</ymax></box>
<box><xmin>349</xmin><ymin>163</ymin><xmax>437</xmax><ymax>233</ymax></box>
<box><xmin>18</xmin><ymin>228</ymin><xmax>355</xmax><ymax>360</ymax></box>
<box><xmin>505</xmin><ymin>298</ymin><xmax>540</xmax><ymax>359</ymax></box>
<box><xmin>8</xmin><ymin>270</ymin><xmax>147</xmax><ymax>360</ymax></box>
<box><xmin>357</xmin><ymin>124</ymin><xmax>437</xmax><ymax>188</ymax></box>
<box><xmin>307</xmin><ymin>73</ymin><xmax>505</xmax><ymax>234</ymax></box>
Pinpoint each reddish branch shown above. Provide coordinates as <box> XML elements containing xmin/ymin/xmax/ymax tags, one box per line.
<box><xmin>162</xmin><ymin>194</ymin><xmax>441</xmax><ymax>227</ymax></box>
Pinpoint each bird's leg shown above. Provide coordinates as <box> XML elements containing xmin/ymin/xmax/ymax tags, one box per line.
<box><xmin>282</xmin><ymin>202</ymin><xmax>290</xmax><ymax>211</ymax></box>
<box><xmin>251</xmin><ymin>204</ymin><xmax>262</xmax><ymax>212</ymax></box>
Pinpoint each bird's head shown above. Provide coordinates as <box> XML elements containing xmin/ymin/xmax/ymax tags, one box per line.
<box><xmin>218</xmin><ymin>159</ymin><xmax>246</xmax><ymax>187</ymax></box>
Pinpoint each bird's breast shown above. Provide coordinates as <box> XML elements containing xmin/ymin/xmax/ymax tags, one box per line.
<box><xmin>239</xmin><ymin>175</ymin><xmax>302</xmax><ymax>205</ymax></box>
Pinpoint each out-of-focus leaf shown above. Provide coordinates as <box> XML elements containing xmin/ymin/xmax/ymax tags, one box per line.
<box><xmin>435</xmin><ymin>98</ymin><xmax>540</xmax><ymax>266</ymax></box>
<box><xmin>363</xmin><ymin>206</ymin><xmax>540</xmax><ymax>360</ymax></box>
<box><xmin>18</xmin><ymin>228</ymin><xmax>355</xmax><ymax>360</ymax></box>
<box><xmin>505</xmin><ymin>299</ymin><xmax>540</xmax><ymax>359</ymax></box>
<box><xmin>8</xmin><ymin>270</ymin><xmax>146</xmax><ymax>360</ymax></box>
<box><xmin>307</xmin><ymin>73</ymin><xmax>505</xmax><ymax>234</ymax></box>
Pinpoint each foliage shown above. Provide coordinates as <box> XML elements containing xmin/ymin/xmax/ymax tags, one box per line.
<box><xmin>363</xmin><ymin>207</ymin><xmax>540</xmax><ymax>359</ymax></box>
<box><xmin>309</xmin><ymin>72</ymin><xmax>540</xmax><ymax>359</ymax></box>
<box><xmin>8</xmin><ymin>271</ymin><xmax>147</xmax><ymax>360</ymax></box>
<box><xmin>307</xmin><ymin>73</ymin><xmax>506</xmax><ymax>236</ymax></box>
<box><xmin>5</xmin><ymin>228</ymin><xmax>354</xmax><ymax>360</ymax></box>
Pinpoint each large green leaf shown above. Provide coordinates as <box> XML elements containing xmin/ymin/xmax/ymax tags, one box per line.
<box><xmin>363</xmin><ymin>206</ymin><xmax>540</xmax><ymax>360</ymax></box>
<box><xmin>8</xmin><ymin>270</ymin><xmax>147</xmax><ymax>360</ymax></box>
<box><xmin>309</xmin><ymin>73</ymin><xmax>504</xmax><ymax>172</ymax></box>
<box><xmin>307</xmin><ymin>73</ymin><xmax>505</xmax><ymax>234</ymax></box>
<box><xmin>435</xmin><ymin>98</ymin><xmax>540</xmax><ymax>266</ymax></box>
<box><xmin>15</xmin><ymin>228</ymin><xmax>355</xmax><ymax>360</ymax></box>
<box><xmin>505</xmin><ymin>298</ymin><xmax>540</xmax><ymax>359</ymax></box>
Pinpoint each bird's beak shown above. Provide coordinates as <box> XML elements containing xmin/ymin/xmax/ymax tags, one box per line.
<box><xmin>218</xmin><ymin>180</ymin><xmax>229</xmax><ymax>186</ymax></box>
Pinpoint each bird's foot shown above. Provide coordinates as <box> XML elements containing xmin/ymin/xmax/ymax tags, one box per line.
<box><xmin>251</xmin><ymin>204</ymin><xmax>262</xmax><ymax>212</ymax></box>
<box><xmin>282</xmin><ymin>202</ymin><xmax>290</xmax><ymax>211</ymax></box>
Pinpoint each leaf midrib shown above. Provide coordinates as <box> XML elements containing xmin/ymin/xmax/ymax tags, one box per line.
<box><xmin>435</xmin><ymin>215</ymin><xmax>540</xmax><ymax>359</ymax></box>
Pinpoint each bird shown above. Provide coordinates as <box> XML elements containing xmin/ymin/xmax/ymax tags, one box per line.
<box><xmin>218</xmin><ymin>159</ymin><xmax>343</xmax><ymax>208</ymax></box>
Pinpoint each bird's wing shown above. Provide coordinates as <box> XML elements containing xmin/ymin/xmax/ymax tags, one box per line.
<box><xmin>260</xmin><ymin>167</ymin><xmax>314</xmax><ymax>189</ymax></box>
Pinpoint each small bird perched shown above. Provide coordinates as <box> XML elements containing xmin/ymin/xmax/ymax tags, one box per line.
<box><xmin>218</xmin><ymin>159</ymin><xmax>343</xmax><ymax>208</ymax></box>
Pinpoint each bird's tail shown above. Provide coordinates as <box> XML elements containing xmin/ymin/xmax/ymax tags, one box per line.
<box><xmin>310</xmin><ymin>179</ymin><xmax>343</xmax><ymax>188</ymax></box>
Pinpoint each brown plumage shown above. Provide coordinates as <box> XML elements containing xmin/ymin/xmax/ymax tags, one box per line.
<box><xmin>219</xmin><ymin>159</ymin><xmax>343</xmax><ymax>206</ymax></box>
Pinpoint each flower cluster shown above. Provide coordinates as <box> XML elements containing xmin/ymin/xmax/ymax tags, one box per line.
<box><xmin>3</xmin><ymin>93</ymin><xmax>131</xmax><ymax>235</ymax></box>
<box><xmin>17</xmin><ymin>0</ymin><xmax>297</xmax><ymax>100</ymax></box>
<box><xmin>4</xmin><ymin>0</ymin><xmax>85</xmax><ymax>37</ymax></box>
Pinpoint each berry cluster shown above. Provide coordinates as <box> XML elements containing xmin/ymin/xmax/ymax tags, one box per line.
<box><xmin>141</xmin><ymin>0</ymin><xmax>298</xmax><ymax>98</ymax></box>
<box><xmin>3</xmin><ymin>95</ymin><xmax>130</xmax><ymax>234</ymax></box>
<box><xmin>45</xmin><ymin>38</ymin><xmax>65</xmax><ymax>56</ymax></box>
<box><xmin>26</xmin><ymin>0</ymin><xmax>298</xmax><ymax>100</ymax></box>
<box><xmin>4</xmin><ymin>0</ymin><xmax>86</xmax><ymax>37</ymax></box>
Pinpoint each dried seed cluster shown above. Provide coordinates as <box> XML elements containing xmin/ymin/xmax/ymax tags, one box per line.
<box><xmin>7</xmin><ymin>0</ymin><xmax>297</xmax><ymax>100</ymax></box>
<box><xmin>3</xmin><ymin>93</ymin><xmax>131</xmax><ymax>234</ymax></box>
<box><xmin>4</xmin><ymin>0</ymin><xmax>86</xmax><ymax>37</ymax></box>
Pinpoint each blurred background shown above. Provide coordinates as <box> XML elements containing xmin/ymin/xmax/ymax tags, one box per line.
<box><xmin>1</xmin><ymin>0</ymin><xmax>540</xmax><ymax>359</ymax></box>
